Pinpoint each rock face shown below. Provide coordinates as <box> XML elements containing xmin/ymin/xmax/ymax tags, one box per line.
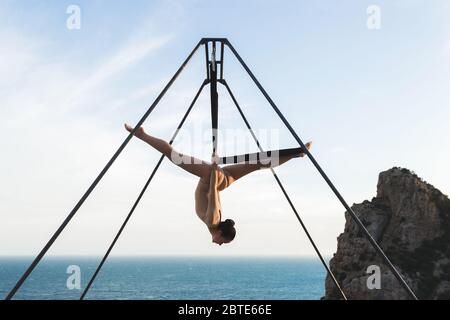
<box><xmin>324</xmin><ymin>167</ymin><xmax>450</xmax><ymax>300</ymax></box>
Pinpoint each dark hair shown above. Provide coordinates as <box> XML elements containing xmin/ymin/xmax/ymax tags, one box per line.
<box><xmin>218</xmin><ymin>219</ymin><xmax>236</xmax><ymax>242</ymax></box>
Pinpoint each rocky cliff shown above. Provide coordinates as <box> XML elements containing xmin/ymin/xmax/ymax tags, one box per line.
<box><xmin>325</xmin><ymin>167</ymin><xmax>450</xmax><ymax>300</ymax></box>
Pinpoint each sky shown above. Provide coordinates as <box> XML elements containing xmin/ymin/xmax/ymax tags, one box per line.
<box><xmin>1</xmin><ymin>0</ymin><xmax>450</xmax><ymax>258</ymax></box>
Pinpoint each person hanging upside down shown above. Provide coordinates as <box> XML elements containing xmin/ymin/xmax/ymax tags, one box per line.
<box><xmin>125</xmin><ymin>124</ymin><xmax>312</xmax><ymax>246</ymax></box>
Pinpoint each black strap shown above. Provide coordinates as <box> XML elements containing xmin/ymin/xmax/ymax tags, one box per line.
<box><xmin>218</xmin><ymin>147</ymin><xmax>303</xmax><ymax>165</ymax></box>
<box><xmin>210</xmin><ymin>41</ymin><xmax>219</xmax><ymax>156</ymax></box>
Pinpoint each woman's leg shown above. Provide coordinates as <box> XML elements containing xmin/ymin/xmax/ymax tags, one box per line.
<box><xmin>223</xmin><ymin>142</ymin><xmax>312</xmax><ymax>183</ymax></box>
<box><xmin>125</xmin><ymin>124</ymin><xmax>211</xmax><ymax>179</ymax></box>
<box><xmin>222</xmin><ymin>155</ymin><xmax>292</xmax><ymax>183</ymax></box>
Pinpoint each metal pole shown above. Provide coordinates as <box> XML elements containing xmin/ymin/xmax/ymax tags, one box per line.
<box><xmin>5</xmin><ymin>40</ymin><xmax>203</xmax><ymax>300</ymax></box>
<box><xmin>80</xmin><ymin>80</ymin><xmax>208</xmax><ymax>300</ymax></box>
<box><xmin>225</xmin><ymin>40</ymin><xmax>418</xmax><ymax>300</ymax></box>
<box><xmin>220</xmin><ymin>79</ymin><xmax>347</xmax><ymax>300</ymax></box>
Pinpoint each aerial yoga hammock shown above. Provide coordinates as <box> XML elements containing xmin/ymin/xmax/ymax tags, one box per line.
<box><xmin>125</xmin><ymin>123</ymin><xmax>312</xmax><ymax>245</ymax></box>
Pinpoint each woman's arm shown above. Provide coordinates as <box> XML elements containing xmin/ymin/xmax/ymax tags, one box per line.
<box><xmin>205</xmin><ymin>164</ymin><xmax>221</xmax><ymax>227</ymax></box>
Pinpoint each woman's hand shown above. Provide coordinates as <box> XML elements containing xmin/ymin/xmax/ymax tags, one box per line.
<box><xmin>210</xmin><ymin>153</ymin><xmax>222</xmax><ymax>185</ymax></box>
<box><xmin>211</xmin><ymin>152</ymin><xmax>219</xmax><ymax>165</ymax></box>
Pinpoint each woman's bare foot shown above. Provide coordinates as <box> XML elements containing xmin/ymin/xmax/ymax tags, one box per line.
<box><xmin>124</xmin><ymin>123</ymin><xmax>145</xmax><ymax>138</ymax></box>
<box><xmin>299</xmin><ymin>141</ymin><xmax>312</xmax><ymax>157</ymax></box>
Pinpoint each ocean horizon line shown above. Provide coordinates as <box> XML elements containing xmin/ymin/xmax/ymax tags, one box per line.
<box><xmin>0</xmin><ymin>255</ymin><xmax>329</xmax><ymax>260</ymax></box>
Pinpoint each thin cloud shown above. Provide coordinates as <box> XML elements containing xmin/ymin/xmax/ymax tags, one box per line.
<box><xmin>73</xmin><ymin>35</ymin><xmax>173</xmax><ymax>99</ymax></box>
<box><xmin>65</xmin><ymin>35</ymin><xmax>173</xmax><ymax>114</ymax></box>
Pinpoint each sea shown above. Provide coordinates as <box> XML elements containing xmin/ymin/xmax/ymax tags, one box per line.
<box><xmin>0</xmin><ymin>257</ymin><xmax>326</xmax><ymax>300</ymax></box>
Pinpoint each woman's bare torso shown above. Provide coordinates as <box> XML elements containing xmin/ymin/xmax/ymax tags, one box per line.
<box><xmin>194</xmin><ymin>179</ymin><xmax>212</xmax><ymax>222</ymax></box>
<box><xmin>194</xmin><ymin>166</ymin><xmax>234</xmax><ymax>227</ymax></box>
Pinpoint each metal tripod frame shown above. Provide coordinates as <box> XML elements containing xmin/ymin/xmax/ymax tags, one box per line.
<box><xmin>6</xmin><ymin>38</ymin><xmax>417</xmax><ymax>301</ymax></box>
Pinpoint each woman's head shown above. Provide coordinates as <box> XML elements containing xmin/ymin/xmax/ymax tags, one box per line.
<box><xmin>212</xmin><ymin>219</ymin><xmax>236</xmax><ymax>245</ymax></box>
